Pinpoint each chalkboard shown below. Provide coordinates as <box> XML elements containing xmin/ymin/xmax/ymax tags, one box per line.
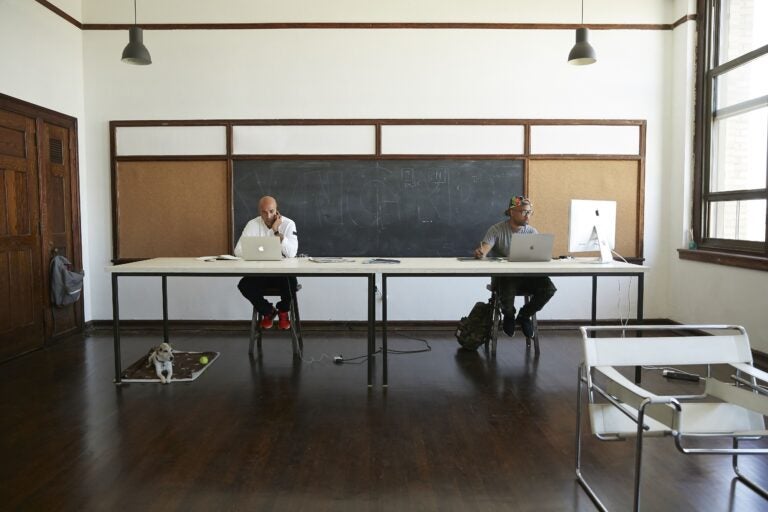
<box><xmin>233</xmin><ymin>160</ymin><xmax>523</xmax><ymax>257</ymax></box>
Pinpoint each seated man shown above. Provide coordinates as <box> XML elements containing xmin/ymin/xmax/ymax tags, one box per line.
<box><xmin>474</xmin><ymin>195</ymin><xmax>556</xmax><ymax>337</ymax></box>
<box><xmin>234</xmin><ymin>195</ymin><xmax>299</xmax><ymax>330</ymax></box>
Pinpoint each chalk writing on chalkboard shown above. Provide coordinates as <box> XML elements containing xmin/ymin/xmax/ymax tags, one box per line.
<box><xmin>233</xmin><ymin>159</ymin><xmax>523</xmax><ymax>257</ymax></box>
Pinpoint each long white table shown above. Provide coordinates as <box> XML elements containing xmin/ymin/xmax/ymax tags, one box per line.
<box><xmin>106</xmin><ymin>257</ymin><xmax>649</xmax><ymax>387</ymax></box>
<box><xmin>378</xmin><ymin>257</ymin><xmax>649</xmax><ymax>385</ymax></box>
<box><xmin>105</xmin><ymin>258</ymin><xmax>381</xmax><ymax>386</ymax></box>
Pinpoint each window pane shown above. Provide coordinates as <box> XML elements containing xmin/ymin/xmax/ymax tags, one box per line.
<box><xmin>719</xmin><ymin>0</ymin><xmax>768</xmax><ymax>63</ymax></box>
<box><xmin>715</xmin><ymin>53</ymin><xmax>768</xmax><ymax>109</ymax></box>
<box><xmin>708</xmin><ymin>199</ymin><xmax>766</xmax><ymax>241</ymax></box>
<box><xmin>711</xmin><ymin>107</ymin><xmax>767</xmax><ymax>192</ymax></box>
<box><xmin>715</xmin><ymin>53</ymin><xmax>768</xmax><ymax>110</ymax></box>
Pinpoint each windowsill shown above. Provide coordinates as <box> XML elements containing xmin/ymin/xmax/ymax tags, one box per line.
<box><xmin>678</xmin><ymin>248</ymin><xmax>768</xmax><ymax>271</ymax></box>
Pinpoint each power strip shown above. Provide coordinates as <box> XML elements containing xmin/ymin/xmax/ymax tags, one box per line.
<box><xmin>662</xmin><ymin>369</ymin><xmax>700</xmax><ymax>382</ymax></box>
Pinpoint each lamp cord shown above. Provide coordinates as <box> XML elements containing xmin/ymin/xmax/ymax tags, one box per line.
<box><xmin>133</xmin><ymin>0</ymin><xmax>137</xmax><ymax>25</ymax></box>
<box><xmin>581</xmin><ymin>0</ymin><xmax>584</xmax><ymax>25</ymax></box>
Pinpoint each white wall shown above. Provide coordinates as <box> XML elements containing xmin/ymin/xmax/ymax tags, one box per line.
<box><xmin>0</xmin><ymin>0</ymin><xmax>91</xmax><ymax>316</ymax></box>
<box><xmin>16</xmin><ymin>1</ymin><xmax>766</xmax><ymax>351</ymax></box>
<box><xmin>79</xmin><ymin>17</ymin><xmax>670</xmax><ymax>324</ymax></box>
<box><xmin>663</xmin><ymin>0</ymin><xmax>768</xmax><ymax>353</ymax></box>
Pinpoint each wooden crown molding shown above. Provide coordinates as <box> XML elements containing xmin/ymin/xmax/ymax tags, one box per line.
<box><xmin>34</xmin><ymin>1</ymin><xmax>696</xmax><ymax>33</ymax></box>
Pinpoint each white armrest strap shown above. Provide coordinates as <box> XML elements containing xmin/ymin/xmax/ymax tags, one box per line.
<box><xmin>706</xmin><ymin>377</ymin><xmax>768</xmax><ymax>417</ymax></box>
<box><xmin>731</xmin><ymin>363</ymin><xmax>768</xmax><ymax>384</ymax></box>
<box><xmin>597</xmin><ymin>366</ymin><xmax>677</xmax><ymax>429</ymax></box>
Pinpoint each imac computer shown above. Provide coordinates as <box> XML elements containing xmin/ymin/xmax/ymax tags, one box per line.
<box><xmin>568</xmin><ymin>199</ymin><xmax>617</xmax><ymax>263</ymax></box>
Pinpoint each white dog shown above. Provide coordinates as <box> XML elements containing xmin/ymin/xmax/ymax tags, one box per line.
<box><xmin>147</xmin><ymin>342</ymin><xmax>174</xmax><ymax>384</ymax></box>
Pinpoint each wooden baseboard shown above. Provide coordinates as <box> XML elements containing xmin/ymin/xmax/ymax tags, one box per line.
<box><xmin>85</xmin><ymin>318</ymin><xmax>676</xmax><ymax>334</ymax></box>
<box><xmin>85</xmin><ymin>318</ymin><xmax>767</xmax><ymax>370</ymax></box>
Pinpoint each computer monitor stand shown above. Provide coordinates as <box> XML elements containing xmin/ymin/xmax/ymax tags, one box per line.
<box><xmin>589</xmin><ymin>225</ymin><xmax>613</xmax><ymax>264</ymax></box>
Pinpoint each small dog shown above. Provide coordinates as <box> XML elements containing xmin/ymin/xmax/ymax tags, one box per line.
<box><xmin>147</xmin><ymin>343</ymin><xmax>174</xmax><ymax>384</ymax></box>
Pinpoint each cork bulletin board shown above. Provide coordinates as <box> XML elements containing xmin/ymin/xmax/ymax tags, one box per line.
<box><xmin>114</xmin><ymin>160</ymin><xmax>229</xmax><ymax>259</ymax></box>
<box><xmin>527</xmin><ymin>159</ymin><xmax>642</xmax><ymax>258</ymax></box>
<box><xmin>110</xmin><ymin>120</ymin><xmax>646</xmax><ymax>262</ymax></box>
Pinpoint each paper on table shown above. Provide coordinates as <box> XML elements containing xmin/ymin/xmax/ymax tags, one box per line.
<box><xmin>196</xmin><ymin>255</ymin><xmax>241</xmax><ymax>262</ymax></box>
<box><xmin>309</xmin><ymin>257</ymin><xmax>355</xmax><ymax>263</ymax></box>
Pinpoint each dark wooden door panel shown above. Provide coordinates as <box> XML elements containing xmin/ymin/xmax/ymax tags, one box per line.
<box><xmin>0</xmin><ymin>109</ymin><xmax>43</xmax><ymax>360</ymax></box>
<box><xmin>41</xmin><ymin>121</ymin><xmax>80</xmax><ymax>338</ymax></box>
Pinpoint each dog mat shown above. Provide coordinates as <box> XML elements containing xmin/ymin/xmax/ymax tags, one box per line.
<box><xmin>120</xmin><ymin>350</ymin><xmax>219</xmax><ymax>383</ymax></box>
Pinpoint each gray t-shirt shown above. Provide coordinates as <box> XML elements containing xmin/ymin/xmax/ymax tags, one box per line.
<box><xmin>482</xmin><ymin>221</ymin><xmax>538</xmax><ymax>258</ymax></box>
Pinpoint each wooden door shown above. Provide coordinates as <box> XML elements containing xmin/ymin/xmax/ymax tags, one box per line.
<box><xmin>40</xmin><ymin>121</ymin><xmax>82</xmax><ymax>338</ymax></box>
<box><xmin>0</xmin><ymin>109</ymin><xmax>44</xmax><ymax>359</ymax></box>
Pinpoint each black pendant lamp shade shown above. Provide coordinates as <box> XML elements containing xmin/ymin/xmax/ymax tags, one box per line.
<box><xmin>122</xmin><ymin>26</ymin><xmax>152</xmax><ymax>65</ymax></box>
<box><xmin>122</xmin><ymin>0</ymin><xmax>151</xmax><ymax>65</ymax></box>
<box><xmin>568</xmin><ymin>27</ymin><xmax>596</xmax><ymax>65</ymax></box>
<box><xmin>568</xmin><ymin>0</ymin><xmax>596</xmax><ymax>66</ymax></box>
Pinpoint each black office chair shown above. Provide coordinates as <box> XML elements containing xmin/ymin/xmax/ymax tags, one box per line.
<box><xmin>486</xmin><ymin>282</ymin><xmax>540</xmax><ymax>356</ymax></box>
<box><xmin>249</xmin><ymin>280</ymin><xmax>303</xmax><ymax>359</ymax></box>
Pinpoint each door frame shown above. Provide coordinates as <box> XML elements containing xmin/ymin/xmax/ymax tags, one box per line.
<box><xmin>0</xmin><ymin>92</ymin><xmax>83</xmax><ymax>342</ymax></box>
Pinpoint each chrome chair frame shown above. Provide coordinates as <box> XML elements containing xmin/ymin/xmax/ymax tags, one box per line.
<box><xmin>575</xmin><ymin>324</ymin><xmax>768</xmax><ymax>512</ymax></box>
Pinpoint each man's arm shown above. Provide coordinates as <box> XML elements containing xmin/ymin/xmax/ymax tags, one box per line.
<box><xmin>281</xmin><ymin>219</ymin><xmax>299</xmax><ymax>258</ymax></box>
<box><xmin>474</xmin><ymin>242</ymin><xmax>492</xmax><ymax>259</ymax></box>
<box><xmin>474</xmin><ymin>225</ymin><xmax>496</xmax><ymax>258</ymax></box>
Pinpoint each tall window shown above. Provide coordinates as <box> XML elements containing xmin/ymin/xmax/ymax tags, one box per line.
<box><xmin>693</xmin><ymin>0</ymin><xmax>768</xmax><ymax>267</ymax></box>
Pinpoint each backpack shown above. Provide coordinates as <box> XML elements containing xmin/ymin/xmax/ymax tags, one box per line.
<box><xmin>50</xmin><ymin>255</ymin><xmax>84</xmax><ymax>307</ymax></box>
<box><xmin>455</xmin><ymin>301</ymin><xmax>494</xmax><ymax>351</ymax></box>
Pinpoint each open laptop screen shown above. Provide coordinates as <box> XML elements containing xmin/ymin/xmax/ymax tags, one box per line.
<box><xmin>241</xmin><ymin>236</ymin><xmax>283</xmax><ymax>261</ymax></box>
<box><xmin>507</xmin><ymin>234</ymin><xmax>554</xmax><ymax>262</ymax></box>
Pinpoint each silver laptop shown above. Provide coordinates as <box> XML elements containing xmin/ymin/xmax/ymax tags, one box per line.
<box><xmin>507</xmin><ymin>234</ymin><xmax>554</xmax><ymax>262</ymax></box>
<box><xmin>241</xmin><ymin>236</ymin><xmax>283</xmax><ymax>261</ymax></box>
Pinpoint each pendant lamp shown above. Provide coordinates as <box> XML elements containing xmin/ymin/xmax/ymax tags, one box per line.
<box><xmin>122</xmin><ymin>0</ymin><xmax>152</xmax><ymax>65</ymax></box>
<box><xmin>568</xmin><ymin>0</ymin><xmax>596</xmax><ymax>65</ymax></box>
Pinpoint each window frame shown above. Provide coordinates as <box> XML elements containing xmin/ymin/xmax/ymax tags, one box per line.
<box><xmin>686</xmin><ymin>0</ymin><xmax>768</xmax><ymax>270</ymax></box>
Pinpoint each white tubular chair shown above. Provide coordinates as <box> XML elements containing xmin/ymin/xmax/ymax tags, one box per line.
<box><xmin>576</xmin><ymin>324</ymin><xmax>768</xmax><ymax>512</ymax></box>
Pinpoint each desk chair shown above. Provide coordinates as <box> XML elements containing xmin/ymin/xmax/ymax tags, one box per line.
<box><xmin>576</xmin><ymin>325</ymin><xmax>768</xmax><ymax>511</ymax></box>
<box><xmin>487</xmin><ymin>283</ymin><xmax>540</xmax><ymax>356</ymax></box>
<box><xmin>249</xmin><ymin>281</ymin><xmax>303</xmax><ymax>359</ymax></box>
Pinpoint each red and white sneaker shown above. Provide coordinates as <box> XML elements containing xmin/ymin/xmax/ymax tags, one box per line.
<box><xmin>260</xmin><ymin>308</ymin><xmax>276</xmax><ymax>329</ymax></box>
<box><xmin>277</xmin><ymin>310</ymin><xmax>291</xmax><ymax>330</ymax></box>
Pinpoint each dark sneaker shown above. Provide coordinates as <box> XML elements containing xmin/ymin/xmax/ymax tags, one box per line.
<box><xmin>517</xmin><ymin>315</ymin><xmax>534</xmax><ymax>338</ymax></box>
<box><xmin>260</xmin><ymin>308</ymin><xmax>276</xmax><ymax>329</ymax></box>
<box><xmin>502</xmin><ymin>315</ymin><xmax>516</xmax><ymax>336</ymax></box>
<box><xmin>277</xmin><ymin>310</ymin><xmax>291</xmax><ymax>330</ymax></box>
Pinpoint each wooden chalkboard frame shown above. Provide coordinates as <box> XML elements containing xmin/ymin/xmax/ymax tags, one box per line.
<box><xmin>110</xmin><ymin>119</ymin><xmax>646</xmax><ymax>263</ymax></box>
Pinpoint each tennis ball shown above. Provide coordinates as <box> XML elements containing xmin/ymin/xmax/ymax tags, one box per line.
<box><xmin>199</xmin><ymin>355</ymin><xmax>209</xmax><ymax>365</ymax></box>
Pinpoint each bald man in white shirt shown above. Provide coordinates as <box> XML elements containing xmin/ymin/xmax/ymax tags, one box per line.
<box><xmin>234</xmin><ymin>196</ymin><xmax>299</xmax><ymax>330</ymax></box>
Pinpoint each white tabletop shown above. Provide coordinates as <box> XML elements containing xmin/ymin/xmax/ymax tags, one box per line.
<box><xmin>106</xmin><ymin>257</ymin><xmax>648</xmax><ymax>275</ymax></box>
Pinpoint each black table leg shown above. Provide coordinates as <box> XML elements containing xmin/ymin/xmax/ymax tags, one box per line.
<box><xmin>112</xmin><ymin>273</ymin><xmax>122</xmax><ymax>385</ymax></box>
<box><xmin>591</xmin><ymin>276</ymin><xmax>598</xmax><ymax>327</ymax></box>
<box><xmin>368</xmin><ymin>274</ymin><xmax>375</xmax><ymax>387</ymax></box>
<box><xmin>162</xmin><ymin>275</ymin><xmax>169</xmax><ymax>344</ymax></box>
<box><xmin>635</xmin><ymin>274</ymin><xmax>645</xmax><ymax>383</ymax></box>
<box><xmin>383</xmin><ymin>275</ymin><xmax>388</xmax><ymax>387</ymax></box>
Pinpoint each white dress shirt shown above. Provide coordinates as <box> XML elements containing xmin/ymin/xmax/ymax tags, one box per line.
<box><xmin>234</xmin><ymin>216</ymin><xmax>299</xmax><ymax>258</ymax></box>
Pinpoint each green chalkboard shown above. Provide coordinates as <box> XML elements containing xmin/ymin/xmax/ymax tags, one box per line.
<box><xmin>233</xmin><ymin>159</ymin><xmax>524</xmax><ymax>257</ymax></box>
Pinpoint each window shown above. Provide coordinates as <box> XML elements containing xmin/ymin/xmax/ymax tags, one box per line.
<box><xmin>690</xmin><ymin>0</ymin><xmax>768</xmax><ymax>268</ymax></box>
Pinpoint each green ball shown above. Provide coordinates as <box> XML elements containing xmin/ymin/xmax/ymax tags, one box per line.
<box><xmin>199</xmin><ymin>355</ymin><xmax>209</xmax><ymax>365</ymax></box>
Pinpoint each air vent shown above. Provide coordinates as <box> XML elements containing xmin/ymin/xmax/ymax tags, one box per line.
<box><xmin>49</xmin><ymin>138</ymin><xmax>63</xmax><ymax>164</ymax></box>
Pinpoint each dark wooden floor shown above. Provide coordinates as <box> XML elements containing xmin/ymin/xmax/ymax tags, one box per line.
<box><xmin>1</xmin><ymin>328</ymin><xmax>766</xmax><ymax>511</ymax></box>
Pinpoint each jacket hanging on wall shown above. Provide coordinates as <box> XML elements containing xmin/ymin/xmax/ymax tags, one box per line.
<box><xmin>50</xmin><ymin>255</ymin><xmax>84</xmax><ymax>307</ymax></box>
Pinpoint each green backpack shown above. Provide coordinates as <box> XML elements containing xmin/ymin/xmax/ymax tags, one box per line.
<box><xmin>455</xmin><ymin>301</ymin><xmax>494</xmax><ymax>351</ymax></box>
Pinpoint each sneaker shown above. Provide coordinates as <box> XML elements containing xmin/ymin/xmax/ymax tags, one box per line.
<box><xmin>277</xmin><ymin>310</ymin><xmax>291</xmax><ymax>330</ymax></box>
<box><xmin>260</xmin><ymin>308</ymin><xmax>276</xmax><ymax>329</ymax></box>
<box><xmin>502</xmin><ymin>314</ymin><xmax>516</xmax><ymax>336</ymax></box>
<box><xmin>517</xmin><ymin>315</ymin><xmax>534</xmax><ymax>338</ymax></box>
